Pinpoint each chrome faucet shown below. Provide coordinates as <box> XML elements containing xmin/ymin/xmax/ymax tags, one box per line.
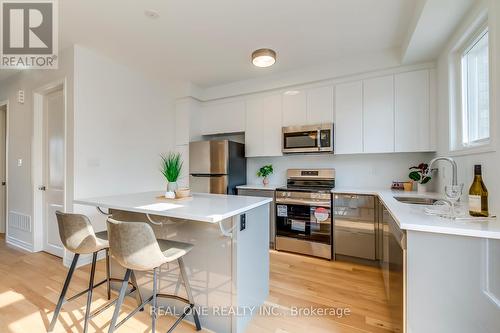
<box><xmin>427</xmin><ymin>157</ymin><xmax>458</xmax><ymax>186</ymax></box>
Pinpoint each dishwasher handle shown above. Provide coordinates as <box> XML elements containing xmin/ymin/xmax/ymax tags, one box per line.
<box><xmin>387</xmin><ymin>211</ymin><xmax>406</xmax><ymax>250</ymax></box>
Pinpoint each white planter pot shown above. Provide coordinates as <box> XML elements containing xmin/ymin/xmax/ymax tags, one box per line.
<box><xmin>417</xmin><ymin>183</ymin><xmax>427</xmax><ymax>193</ymax></box>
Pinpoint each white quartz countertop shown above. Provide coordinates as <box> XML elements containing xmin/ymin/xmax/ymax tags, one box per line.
<box><xmin>236</xmin><ymin>184</ymin><xmax>283</xmax><ymax>191</ymax></box>
<box><xmin>332</xmin><ymin>187</ymin><xmax>500</xmax><ymax>240</ymax></box>
<box><xmin>74</xmin><ymin>191</ymin><xmax>272</xmax><ymax>223</ymax></box>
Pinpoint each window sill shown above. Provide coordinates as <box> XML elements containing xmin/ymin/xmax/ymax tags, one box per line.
<box><xmin>448</xmin><ymin>143</ymin><xmax>496</xmax><ymax>156</ymax></box>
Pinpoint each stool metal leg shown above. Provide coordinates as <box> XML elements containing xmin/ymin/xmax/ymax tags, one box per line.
<box><xmin>130</xmin><ymin>270</ymin><xmax>144</xmax><ymax>310</ymax></box>
<box><xmin>83</xmin><ymin>252</ymin><xmax>97</xmax><ymax>333</ymax></box>
<box><xmin>105</xmin><ymin>249</ymin><xmax>111</xmax><ymax>300</ymax></box>
<box><xmin>152</xmin><ymin>268</ymin><xmax>158</xmax><ymax>333</ymax></box>
<box><xmin>48</xmin><ymin>253</ymin><xmax>80</xmax><ymax>332</ymax></box>
<box><xmin>178</xmin><ymin>257</ymin><xmax>202</xmax><ymax>331</ymax></box>
<box><xmin>108</xmin><ymin>269</ymin><xmax>132</xmax><ymax>333</ymax></box>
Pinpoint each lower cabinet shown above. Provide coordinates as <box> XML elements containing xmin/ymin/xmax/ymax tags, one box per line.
<box><xmin>237</xmin><ymin>188</ymin><xmax>276</xmax><ymax>249</ymax></box>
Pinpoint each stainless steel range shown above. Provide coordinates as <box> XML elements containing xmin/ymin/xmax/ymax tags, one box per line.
<box><xmin>275</xmin><ymin>169</ymin><xmax>335</xmax><ymax>259</ymax></box>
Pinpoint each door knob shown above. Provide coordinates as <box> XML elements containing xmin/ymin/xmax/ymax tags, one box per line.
<box><xmin>38</xmin><ymin>185</ymin><xmax>46</xmax><ymax>191</ymax></box>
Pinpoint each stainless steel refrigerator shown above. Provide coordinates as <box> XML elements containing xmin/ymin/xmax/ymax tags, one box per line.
<box><xmin>189</xmin><ymin>140</ymin><xmax>246</xmax><ymax>194</ymax></box>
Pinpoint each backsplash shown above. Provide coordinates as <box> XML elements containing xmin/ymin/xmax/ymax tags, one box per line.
<box><xmin>247</xmin><ymin>152</ymin><xmax>435</xmax><ymax>189</ymax></box>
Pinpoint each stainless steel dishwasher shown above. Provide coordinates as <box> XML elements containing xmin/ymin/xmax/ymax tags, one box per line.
<box><xmin>380</xmin><ymin>202</ymin><xmax>406</xmax><ymax>333</ymax></box>
<box><xmin>333</xmin><ymin>194</ymin><xmax>376</xmax><ymax>260</ymax></box>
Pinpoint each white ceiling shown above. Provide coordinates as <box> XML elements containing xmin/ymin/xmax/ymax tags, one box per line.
<box><xmin>60</xmin><ymin>0</ymin><xmax>417</xmax><ymax>88</ymax></box>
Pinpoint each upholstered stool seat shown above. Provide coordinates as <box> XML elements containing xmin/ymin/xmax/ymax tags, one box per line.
<box><xmin>107</xmin><ymin>218</ymin><xmax>202</xmax><ymax>333</ymax></box>
<box><xmin>48</xmin><ymin>212</ymin><xmax>142</xmax><ymax>333</ymax></box>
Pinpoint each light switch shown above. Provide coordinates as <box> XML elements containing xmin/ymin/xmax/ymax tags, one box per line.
<box><xmin>17</xmin><ymin>159</ymin><xmax>23</xmax><ymax>167</ymax></box>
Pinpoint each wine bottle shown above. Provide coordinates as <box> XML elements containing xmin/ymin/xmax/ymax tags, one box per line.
<box><xmin>468</xmin><ymin>165</ymin><xmax>488</xmax><ymax>217</ymax></box>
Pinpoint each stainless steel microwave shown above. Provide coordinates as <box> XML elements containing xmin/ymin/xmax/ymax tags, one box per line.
<box><xmin>282</xmin><ymin>123</ymin><xmax>334</xmax><ymax>154</ymax></box>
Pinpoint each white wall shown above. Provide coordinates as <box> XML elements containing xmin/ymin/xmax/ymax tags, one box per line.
<box><xmin>0</xmin><ymin>44</ymin><xmax>177</xmax><ymax>253</ymax></box>
<box><xmin>435</xmin><ymin>0</ymin><xmax>500</xmax><ymax>214</ymax></box>
<box><xmin>247</xmin><ymin>153</ymin><xmax>434</xmax><ymax>189</ymax></box>
<box><xmin>72</xmin><ymin>45</ymin><xmax>175</xmax><ymax>232</ymax></box>
<box><xmin>0</xmin><ymin>47</ymin><xmax>75</xmax><ymax>250</ymax></box>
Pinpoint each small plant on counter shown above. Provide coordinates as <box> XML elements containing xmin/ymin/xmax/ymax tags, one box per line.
<box><xmin>409</xmin><ymin>163</ymin><xmax>431</xmax><ymax>193</ymax></box>
<box><xmin>161</xmin><ymin>152</ymin><xmax>183</xmax><ymax>195</ymax></box>
<box><xmin>257</xmin><ymin>164</ymin><xmax>274</xmax><ymax>186</ymax></box>
<box><xmin>408</xmin><ymin>163</ymin><xmax>431</xmax><ymax>184</ymax></box>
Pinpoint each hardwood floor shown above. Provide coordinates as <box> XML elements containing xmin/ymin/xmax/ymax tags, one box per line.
<box><xmin>0</xmin><ymin>234</ymin><xmax>395</xmax><ymax>333</ymax></box>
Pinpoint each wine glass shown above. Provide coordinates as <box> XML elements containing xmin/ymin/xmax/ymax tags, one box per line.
<box><xmin>444</xmin><ymin>184</ymin><xmax>464</xmax><ymax>219</ymax></box>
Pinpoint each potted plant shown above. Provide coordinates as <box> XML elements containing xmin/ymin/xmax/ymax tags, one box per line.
<box><xmin>409</xmin><ymin>163</ymin><xmax>431</xmax><ymax>193</ymax></box>
<box><xmin>161</xmin><ymin>152</ymin><xmax>183</xmax><ymax>198</ymax></box>
<box><xmin>257</xmin><ymin>165</ymin><xmax>274</xmax><ymax>186</ymax></box>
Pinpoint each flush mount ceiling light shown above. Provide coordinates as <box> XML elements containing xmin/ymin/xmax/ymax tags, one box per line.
<box><xmin>252</xmin><ymin>48</ymin><xmax>276</xmax><ymax>68</ymax></box>
<box><xmin>144</xmin><ymin>9</ymin><xmax>160</xmax><ymax>19</ymax></box>
<box><xmin>283</xmin><ymin>90</ymin><xmax>300</xmax><ymax>96</ymax></box>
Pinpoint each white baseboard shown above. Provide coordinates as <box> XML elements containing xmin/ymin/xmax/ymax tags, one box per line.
<box><xmin>6</xmin><ymin>236</ymin><xmax>34</xmax><ymax>252</ymax></box>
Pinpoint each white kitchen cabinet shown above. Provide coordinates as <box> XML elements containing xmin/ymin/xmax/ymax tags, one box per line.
<box><xmin>395</xmin><ymin>70</ymin><xmax>431</xmax><ymax>152</ymax></box>
<box><xmin>282</xmin><ymin>85</ymin><xmax>333</xmax><ymax>127</ymax></box>
<box><xmin>200</xmin><ymin>100</ymin><xmax>246</xmax><ymax>135</ymax></box>
<box><xmin>306</xmin><ymin>85</ymin><xmax>334</xmax><ymax>125</ymax></box>
<box><xmin>282</xmin><ymin>90</ymin><xmax>307</xmax><ymax>127</ymax></box>
<box><xmin>174</xmin><ymin>97</ymin><xmax>201</xmax><ymax>145</ymax></box>
<box><xmin>245</xmin><ymin>94</ymin><xmax>283</xmax><ymax>157</ymax></box>
<box><xmin>363</xmin><ymin>75</ymin><xmax>394</xmax><ymax>153</ymax></box>
<box><xmin>335</xmin><ymin>81</ymin><xmax>363</xmax><ymax>154</ymax></box>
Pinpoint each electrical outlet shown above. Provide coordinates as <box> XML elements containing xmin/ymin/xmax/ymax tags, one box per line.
<box><xmin>240</xmin><ymin>214</ymin><xmax>246</xmax><ymax>231</ymax></box>
<box><xmin>17</xmin><ymin>90</ymin><xmax>24</xmax><ymax>104</ymax></box>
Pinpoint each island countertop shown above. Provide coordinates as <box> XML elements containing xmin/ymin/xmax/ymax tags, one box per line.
<box><xmin>74</xmin><ymin>191</ymin><xmax>272</xmax><ymax>223</ymax></box>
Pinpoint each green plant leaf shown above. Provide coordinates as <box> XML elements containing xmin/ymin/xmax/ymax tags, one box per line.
<box><xmin>421</xmin><ymin>176</ymin><xmax>431</xmax><ymax>184</ymax></box>
<box><xmin>257</xmin><ymin>164</ymin><xmax>274</xmax><ymax>178</ymax></box>
<box><xmin>160</xmin><ymin>152</ymin><xmax>183</xmax><ymax>182</ymax></box>
<box><xmin>408</xmin><ymin>171</ymin><xmax>421</xmax><ymax>182</ymax></box>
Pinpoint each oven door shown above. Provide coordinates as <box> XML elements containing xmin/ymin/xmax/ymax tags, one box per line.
<box><xmin>276</xmin><ymin>202</ymin><xmax>332</xmax><ymax>244</ymax></box>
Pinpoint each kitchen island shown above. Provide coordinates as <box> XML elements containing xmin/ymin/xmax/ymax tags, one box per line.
<box><xmin>75</xmin><ymin>191</ymin><xmax>272</xmax><ymax>333</ymax></box>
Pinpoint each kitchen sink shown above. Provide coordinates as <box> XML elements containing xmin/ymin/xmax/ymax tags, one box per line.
<box><xmin>393</xmin><ymin>196</ymin><xmax>440</xmax><ymax>205</ymax></box>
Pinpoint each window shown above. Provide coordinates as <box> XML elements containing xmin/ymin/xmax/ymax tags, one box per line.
<box><xmin>461</xmin><ymin>28</ymin><xmax>490</xmax><ymax>146</ymax></box>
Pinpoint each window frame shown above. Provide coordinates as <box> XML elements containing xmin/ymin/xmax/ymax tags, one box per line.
<box><xmin>460</xmin><ymin>26</ymin><xmax>490</xmax><ymax>148</ymax></box>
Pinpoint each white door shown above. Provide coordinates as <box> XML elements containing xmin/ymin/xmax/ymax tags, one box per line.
<box><xmin>43</xmin><ymin>89</ymin><xmax>65</xmax><ymax>257</ymax></box>
<box><xmin>335</xmin><ymin>81</ymin><xmax>363</xmax><ymax>154</ymax></box>
<box><xmin>0</xmin><ymin>106</ymin><xmax>6</xmax><ymax>234</ymax></box>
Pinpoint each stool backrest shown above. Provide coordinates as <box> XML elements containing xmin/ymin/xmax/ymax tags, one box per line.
<box><xmin>55</xmin><ymin>211</ymin><xmax>100</xmax><ymax>254</ymax></box>
<box><xmin>106</xmin><ymin>218</ymin><xmax>166</xmax><ymax>271</ymax></box>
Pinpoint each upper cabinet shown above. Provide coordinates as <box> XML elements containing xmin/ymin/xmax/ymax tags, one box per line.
<box><xmin>307</xmin><ymin>86</ymin><xmax>334</xmax><ymax>125</ymax></box>
<box><xmin>282</xmin><ymin>91</ymin><xmax>307</xmax><ymax>126</ymax></box>
<box><xmin>334</xmin><ymin>69</ymin><xmax>433</xmax><ymax>155</ymax></box>
<box><xmin>282</xmin><ymin>85</ymin><xmax>333</xmax><ymax>127</ymax></box>
<box><xmin>176</xmin><ymin>68</ymin><xmax>435</xmax><ymax>157</ymax></box>
<box><xmin>395</xmin><ymin>70</ymin><xmax>430</xmax><ymax>152</ymax></box>
<box><xmin>200</xmin><ymin>100</ymin><xmax>246</xmax><ymax>135</ymax></box>
<box><xmin>363</xmin><ymin>75</ymin><xmax>394</xmax><ymax>153</ymax></box>
<box><xmin>245</xmin><ymin>94</ymin><xmax>283</xmax><ymax>157</ymax></box>
<box><xmin>335</xmin><ymin>81</ymin><xmax>363</xmax><ymax>154</ymax></box>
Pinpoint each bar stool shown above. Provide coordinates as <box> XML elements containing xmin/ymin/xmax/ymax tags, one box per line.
<box><xmin>49</xmin><ymin>211</ymin><xmax>143</xmax><ymax>333</ymax></box>
<box><xmin>106</xmin><ymin>218</ymin><xmax>202</xmax><ymax>333</ymax></box>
